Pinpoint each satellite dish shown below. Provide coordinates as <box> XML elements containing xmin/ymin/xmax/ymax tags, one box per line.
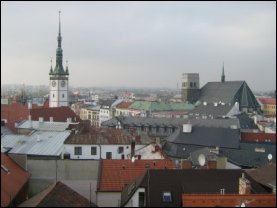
<box><xmin>198</xmin><ymin>154</ymin><xmax>206</xmax><ymax>166</ymax></box>
<box><xmin>268</xmin><ymin>154</ymin><xmax>273</xmax><ymax>161</ymax></box>
<box><xmin>131</xmin><ymin>156</ymin><xmax>135</xmax><ymax>163</ymax></box>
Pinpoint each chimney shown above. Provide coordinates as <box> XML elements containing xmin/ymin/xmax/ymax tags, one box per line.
<box><xmin>182</xmin><ymin>159</ymin><xmax>192</xmax><ymax>169</ymax></box>
<box><xmin>131</xmin><ymin>138</ymin><xmax>135</xmax><ymax>158</ymax></box>
<box><xmin>50</xmin><ymin>117</ymin><xmax>54</xmax><ymax>122</ymax></box>
<box><xmin>207</xmin><ymin>159</ymin><xmax>217</xmax><ymax>169</ymax></box>
<box><xmin>239</xmin><ymin>173</ymin><xmax>251</xmax><ymax>194</ymax></box>
<box><xmin>28</xmin><ymin>115</ymin><xmax>31</xmax><ymax>121</ymax></box>
<box><xmin>183</xmin><ymin>123</ymin><xmax>192</xmax><ymax>133</ymax></box>
<box><xmin>67</xmin><ymin>117</ymin><xmax>72</xmax><ymax>123</ymax></box>
<box><xmin>39</xmin><ymin>117</ymin><xmax>44</xmax><ymax>122</ymax></box>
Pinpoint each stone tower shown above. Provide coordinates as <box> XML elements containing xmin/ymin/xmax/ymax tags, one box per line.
<box><xmin>181</xmin><ymin>73</ymin><xmax>200</xmax><ymax>103</ymax></box>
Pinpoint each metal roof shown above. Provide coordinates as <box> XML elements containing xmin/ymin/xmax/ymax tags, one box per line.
<box><xmin>17</xmin><ymin>120</ymin><xmax>70</xmax><ymax>131</ymax></box>
<box><xmin>1</xmin><ymin>131</ymin><xmax>71</xmax><ymax>156</ymax></box>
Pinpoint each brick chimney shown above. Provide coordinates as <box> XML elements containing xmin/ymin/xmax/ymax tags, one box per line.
<box><xmin>239</xmin><ymin>173</ymin><xmax>251</xmax><ymax>194</ymax></box>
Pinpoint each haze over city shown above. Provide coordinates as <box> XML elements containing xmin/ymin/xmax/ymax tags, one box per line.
<box><xmin>1</xmin><ymin>1</ymin><xmax>276</xmax><ymax>91</ymax></box>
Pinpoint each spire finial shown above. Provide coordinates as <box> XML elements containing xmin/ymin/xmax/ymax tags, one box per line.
<box><xmin>221</xmin><ymin>62</ymin><xmax>225</xmax><ymax>82</ymax></box>
<box><xmin>59</xmin><ymin>11</ymin><xmax>61</xmax><ymax>35</ymax></box>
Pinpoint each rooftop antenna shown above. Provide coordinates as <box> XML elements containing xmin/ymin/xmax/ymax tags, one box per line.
<box><xmin>268</xmin><ymin>154</ymin><xmax>273</xmax><ymax>162</ymax></box>
<box><xmin>198</xmin><ymin>154</ymin><xmax>206</xmax><ymax>166</ymax></box>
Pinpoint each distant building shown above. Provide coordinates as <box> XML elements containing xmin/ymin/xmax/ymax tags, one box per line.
<box><xmin>49</xmin><ymin>12</ymin><xmax>69</xmax><ymax>108</ymax></box>
<box><xmin>258</xmin><ymin>97</ymin><xmax>276</xmax><ymax>117</ymax></box>
<box><xmin>181</xmin><ymin>66</ymin><xmax>261</xmax><ymax>113</ymax></box>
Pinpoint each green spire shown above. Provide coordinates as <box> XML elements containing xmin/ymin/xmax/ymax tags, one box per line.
<box><xmin>65</xmin><ymin>60</ymin><xmax>69</xmax><ymax>75</ymax></box>
<box><xmin>50</xmin><ymin>11</ymin><xmax>68</xmax><ymax>76</ymax></box>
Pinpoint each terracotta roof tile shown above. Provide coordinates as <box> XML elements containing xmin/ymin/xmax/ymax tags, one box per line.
<box><xmin>30</xmin><ymin>107</ymin><xmax>80</xmax><ymax>122</ymax></box>
<box><xmin>259</xmin><ymin>98</ymin><xmax>276</xmax><ymax>105</ymax></box>
<box><xmin>1</xmin><ymin>153</ymin><xmax>30</xmax><ymax>207</ymax></box>
<box><xmin>98</xmin><ymin>159</ymin><xmax>175</xmax><ymax>192</ymax></box>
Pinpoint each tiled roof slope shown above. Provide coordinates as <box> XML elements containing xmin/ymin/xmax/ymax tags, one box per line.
<box><xmin>1</xmin><ymin>153</ymin><xmax>30</xmax><ymax>207</ymax></box>
<box><xmin>65</xmin><ymin>128</ymin><xmax>136</xmax><ymax>145</ymax></box>
<box><xmin>19</xmin><ymin>181</ymin><xmax>96</xmax><ymax>207</ymax></box>
<box><xmin>98</xmin><ymin>159</ymin><xmax>175</xmax><ymax>192</ymax></box>
<box><xmin>30</xmin><ymin>107</ymin><xmax>81</xmax><ymax>122</ymax></box>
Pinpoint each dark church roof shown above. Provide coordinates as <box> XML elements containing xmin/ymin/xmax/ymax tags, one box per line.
<box><xmin>198</xmin><ymin>81</ymin><xmax>260</xmax><ymax>109</ymax></box>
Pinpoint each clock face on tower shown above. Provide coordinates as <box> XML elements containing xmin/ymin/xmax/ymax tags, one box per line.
<box><xmin>61</xmin><ymin>80</ymin><xmax>66</xmax><ymax>87</ymax></box>
<box><xmin>52</xmin><ymin>81</ymin><xmax>56</xmax><ymax>87</ymax></box>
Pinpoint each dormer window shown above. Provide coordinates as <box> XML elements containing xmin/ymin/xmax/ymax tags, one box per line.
<box><xmin>162</xmin><ymin>191</ymin><xmax>172</xmax><ymax>202</ymax></box>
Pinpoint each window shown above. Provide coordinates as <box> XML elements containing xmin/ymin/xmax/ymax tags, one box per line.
<box><xmin>91</xmin><ymin>147</ymin><xmax>97</xmax><ymax>155</ymax></box>
<box><xmin>162</xmin><ymin>192</ymin><xmax>172</xmax><ymax>202</ymax></box>
<box><xmin>118</xmin><ymin>146</ymin><xmax>124</xmax><ymax>154</ymax></box>
<box><xmin>53</xmin><ymin>94</ymin><xmax>55</xmax><ymax>98</ymax></box>
<box><xmin>190</xmin><ymin>82</ymin><xmax>193</xmax><ymax>87</ymax></box>
<box><xmin>139</xmin><ymin>192</ymin><xmax>145</xmax><ymax>207</ymax></box>
<box><xmin>106</xmin><ymin>152</ymin><xmax>112</xmax><ymax>159</ymax></box>
<box><xmin>62</xmin><ymin>94</ymin><xmax>64</xmax><ymax>98</ymax></box>
<box><xmin>74</xmin><ymin>147</ymin><xmax>82</xmax><ymax>155</ymax></box>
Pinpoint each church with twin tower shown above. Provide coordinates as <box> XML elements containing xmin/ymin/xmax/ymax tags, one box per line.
<box><xmin>49</xmin><ymin>11</ymin><xmax>69</xmax><ymax>108</ymax></box>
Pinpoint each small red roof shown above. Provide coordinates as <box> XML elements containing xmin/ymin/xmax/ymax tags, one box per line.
<box><xmin>98</xmin><ymin>159</ymin><xmax>175</xmax><ymax>192</ymax></box>
<box><xmin>259</xmin><ymin>98</ymin><xmax>276</xmax><ymax>105</ymax></box>
<box><xmin>1</xmin><ymin>153</ymin><xmax>31</xmax><ymax>207</ymax></box>
<box><xmin>116</xmin><ymin>101</ymin><xmax>131</xmax><ymax>109</ymax></box>
<box><xmin>1</xmin><ymin>103</ymin><xmax>39</xmax><ymax>132</ymax></box>
<box><xmin>241</xmin><ymin>132</ymin><xmax>276</xmax><ymax>143</ymax></box>
<box><xmin>30</xmin><ymin>106</ymin><xmax>81</xmax><ymax>122</ymax></box>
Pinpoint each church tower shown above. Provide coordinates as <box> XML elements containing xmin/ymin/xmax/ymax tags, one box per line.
<box><xmin>49</xmin><ymin>11</ymin><xmax>69</xmax><ymax>108</ymax></box>
<box><xmin>181</xmin><ymin>73</ymin><xmax>200</xmax><ymax>103</ymax></box>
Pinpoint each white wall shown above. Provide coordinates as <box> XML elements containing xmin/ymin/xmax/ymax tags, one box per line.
<box><xmin>97</xmin><ymin>192</ymin><xmax>121</xmax><ymax>207</ymax></box>
<box><xmin>124</xmin><ymin>188</ymin><xmax>145</xmax><ymax>207</ymax></box>
<box><xmin>64</xmin><ymin>144</ymin><xmax>145</xmax><ymax>160</ymax></box>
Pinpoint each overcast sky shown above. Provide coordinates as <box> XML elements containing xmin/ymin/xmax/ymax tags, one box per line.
<box><xmin>1</xmin><ymin>1</ymin><xmax>276</xmax><ymax>91</ymax></box>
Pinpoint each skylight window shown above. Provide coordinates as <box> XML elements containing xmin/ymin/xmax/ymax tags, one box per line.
<box><xmin>162</xmin><ymin>192</ymin><xmax>172</xmax><ymax>202</ymax></box>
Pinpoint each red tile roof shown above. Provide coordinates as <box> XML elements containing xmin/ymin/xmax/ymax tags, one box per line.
<box><xmin>98</xmin><ymin>159</ymin><xmax>175</xmax><ymax>192</ymax></box>
<box><xmin>182</xmin><ymin>194</ymin><xmax>276</xmax><ymax>207</ymax></box>
<box><xmin>259</xmin><ymin>98</ymin><xmax>276</xmax><ymax>105</ymax></box>
<box><xmin>18</xmin><ymin>181</ymin><xmax>96</xmax><ymax>207</ymax></box>
<box><xmin>30</xmin><ymin>106</ymin><xmax>81</xmax><ymax>122</ymax></box>
<box><xmin>1</xmin><ymin>103</ymin><xmax>41</xmax><ymax>132</ymax></box>
<box><xmin>1</xmin><ymin>153</ymin><xmax>31</xmax><ymax>207</ymax></box>
<box><xmin>241</xmin><ymin>132</ymin><xmax>276</xmax><ymax>143</ymax></box>
<box><xmin>116</xmin><ymin>101</ymin><xmax>131</xmax><ymax>109</ymax></box>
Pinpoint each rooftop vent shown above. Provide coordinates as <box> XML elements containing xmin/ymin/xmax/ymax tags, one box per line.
<box><xmin>230</xmin><ymin>125</ymin><xmax>238</xmax><ymax>129</ymax></box>
<box><xmin>203</xmin><ymin>101</ymin><xmax>207</xmax><ymax>106</ymax></box>
<box><xmin>183</xmin><ymin>124</ymin><xmax>192</xmax><ymax>133</ymax></box>
<box><xmin>214</xmin><ymin>102</ymin><xmax>218</xmax><ymax>107</ymax></box>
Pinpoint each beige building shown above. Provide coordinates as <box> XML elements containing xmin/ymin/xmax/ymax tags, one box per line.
<box><xmin>80</xmin><ymin>106</ymin><xmax>100</xmax><ymax>127</ymax></box>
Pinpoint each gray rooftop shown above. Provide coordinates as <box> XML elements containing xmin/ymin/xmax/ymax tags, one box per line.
<box><xmin>1</xmin><ymin>131</ymin><xmax>71</xmax><ymax>156</ymax></box>
<box><xmin>17</xmin><ymin>120</ymin><xmax>71</xmax><ymax>132</ymax></box>
<box><xmin>198</xmin><ymin>81</ymin><xmax>260</xmax><ymax>109</ymax></box>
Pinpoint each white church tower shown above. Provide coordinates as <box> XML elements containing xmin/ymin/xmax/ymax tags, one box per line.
<box><xmin>49</xmin><ymin>11</ymin><xmax>69</xmax><ymax>108</ymax></box>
